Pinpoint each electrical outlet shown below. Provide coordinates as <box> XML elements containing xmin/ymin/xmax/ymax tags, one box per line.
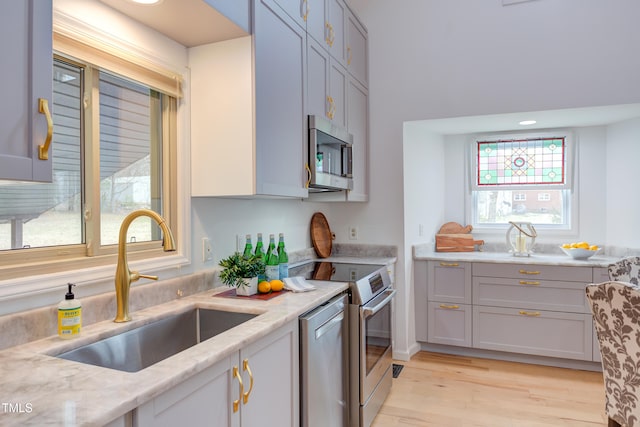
<box><xmin>348</xmin><ymin>226</ymin><xmax>358</xmax><ymax>240</ymax></box>
<box><xmin>202</xmin><ymin>238</ymin><xmax>213</xmax><ymax>262</ymax></box>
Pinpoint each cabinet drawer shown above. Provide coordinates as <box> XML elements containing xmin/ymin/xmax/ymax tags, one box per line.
<box><xmin>472</xmin><ymin>276</ymin><xmax>589</xmax><ymax>314</ymax></box>
<box><xmin>593</xmin><ymin>267</ymin><xmax>610</xmax><ymax>283</ymax></box>
<box><xmin>472</xmin><ymin>306</ymin><xmax>592</xmax><ymax>361</ymax></box>
<box><xmin>428</xmin><ymin>302</ymin><xmax>472</xmax><ymax>347</ymax></box>
<box><xmin>428</xmin><ymin>261</ymin><xmax>471</xmax><ymax>304</ymax></box>
<box><xmin>473</xmin><ymin>263</ymin><xmax>593</xmax><ymax>282</ymax></box>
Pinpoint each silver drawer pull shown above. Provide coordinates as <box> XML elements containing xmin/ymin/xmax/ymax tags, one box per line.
<box><xmin>519</xmin><ymin>310</ymin><xmax>541</xmax><ymax>317</ymax></box>
<box><xmin>439</xmin><ymin>262</ymin><xmax>459</xmax><ymax>267</ymax></box>
<box><xmin>519</xmin><ymin>280</ymin><xmax>540</xmax><ymax>286</ymax></box>
<box><xmin>439</xmin><ymin>304</ymin><xmax>459</xmax><ymax>310</ymax></box>
<box><xmin>519</xmin><ymin>269</ymin><xmax>540</xmax><ymax>275</ymax></box>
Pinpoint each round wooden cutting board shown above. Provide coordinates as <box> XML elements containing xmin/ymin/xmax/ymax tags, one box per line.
<box><xmin>310</xmin><ymin>212</ymin><xmax>333</xmax><ymax>258</ymax></box>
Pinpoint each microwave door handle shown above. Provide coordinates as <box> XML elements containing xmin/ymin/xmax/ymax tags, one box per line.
<box><xmin>362</xmin><ymin>289</ymin><xmax>396</xmax><ymax>318</ymax></box>
<box><xmin>341</xmin><ymin>143</ymin><xmax>353</xmax><ymax>178</ymax></box>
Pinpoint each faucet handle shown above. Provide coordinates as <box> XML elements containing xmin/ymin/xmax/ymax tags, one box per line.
<box><xmin>138</xmin><ymin>273</ymin><xmax>159</xmax><ymax>281</ymax></box>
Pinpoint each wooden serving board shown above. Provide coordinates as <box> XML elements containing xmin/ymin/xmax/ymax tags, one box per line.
<box><xmin>310</xmin><ymin>212</ymin><xmax>333</xmax><ymax>258</ymax></box>
<box><xmin>435</xmin><ymin>233</ymin><xmax>484</xmax><ymax>252</ymax></box>
<box><xmin>214</xmin><ymin>289</ymin><xmax>287</xmax><ymax>300</ymax></box>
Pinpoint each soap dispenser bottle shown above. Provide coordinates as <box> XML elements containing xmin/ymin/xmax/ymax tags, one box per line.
<box><xmin>58</xmin><ymin>283</ymin><xmax>82</xmax><ymax>339</ymax></box>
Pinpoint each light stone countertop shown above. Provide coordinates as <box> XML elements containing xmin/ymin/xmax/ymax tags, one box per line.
<box><xmin>413</xmin><ymin>245</ymin><xmax>619</xmax><ymax>268</ymax></box>
<box><xmin>0</xmin><ymin>280</ymin><xmax>349</xmax><ymax>426</ymax></box>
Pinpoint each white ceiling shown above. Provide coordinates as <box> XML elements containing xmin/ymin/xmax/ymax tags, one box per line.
<box><xmin>99</xmin><ymin>0</ymin><xmax>247</xmax><ymax>47</ymax></box>
<box><xmin>409</xmin><ymin>103</ymin><xmax>640</xmax><ymax>135</ymax></box>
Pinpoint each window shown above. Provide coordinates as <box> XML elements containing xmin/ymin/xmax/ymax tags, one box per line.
<box><xmin>0</xmin><ymin>51</ymin><xmax>179</xmax><ymax>279</ymax></box>
<box><xmin>470</xmin><ymin>133</ymin><xmax>573</xmax><ymax>229</ymax></box>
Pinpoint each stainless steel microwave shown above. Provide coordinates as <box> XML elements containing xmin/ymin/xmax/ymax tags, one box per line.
<box><xmin>308</xmin><ymin>115</ymin><xmax>353</xmax><ymax>192</ymax></box>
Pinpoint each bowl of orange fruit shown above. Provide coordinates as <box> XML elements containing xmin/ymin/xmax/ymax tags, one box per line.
<box><xmin>560</xmin><ymin>242</ymin><xmax>600</xmax><ymax>260</ymax></box>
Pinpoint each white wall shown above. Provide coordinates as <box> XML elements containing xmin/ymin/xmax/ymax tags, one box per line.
<box><xmin>402</xmin><ymin>125</ymin><xmax>446</xmax><ymax>356</ymax></box>
<box><xmin>346</xmin><ymin>0</ymin><xmax>640</xmax><ymax>358</ymax></box>
<box><xmin>606</xmin><ymin>118</ymin><xmax>640</xmax><ymax>248</ymax></box>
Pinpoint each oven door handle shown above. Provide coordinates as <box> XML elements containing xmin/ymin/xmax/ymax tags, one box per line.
<box><xmin>362</xmin><ymin>289</ymin><xmax>396</xmax><ymax>318</ymax></box>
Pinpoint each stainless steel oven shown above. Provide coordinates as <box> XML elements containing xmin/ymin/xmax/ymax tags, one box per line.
<box><xmin>348</xmin><ymin>268</ymin><xmax>395</xmax><ymax>427</ymax></box>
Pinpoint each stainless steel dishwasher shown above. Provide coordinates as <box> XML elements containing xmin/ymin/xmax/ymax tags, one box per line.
<box><xmin>300</xmin><ymin>293</ymin><xmax>349</xmax><ymax>427</ymax></box>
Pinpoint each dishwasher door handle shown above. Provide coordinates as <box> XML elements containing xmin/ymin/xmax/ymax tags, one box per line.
<box><xmin>315</xmin><ymin>311</ymin><xmax>344</xmax><ymax>340</ymax></box>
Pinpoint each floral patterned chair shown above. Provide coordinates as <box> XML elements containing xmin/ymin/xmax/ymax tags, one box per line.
<box><xmin>608</xmin><ymin>257</ymin><xmax>640</xmax><ymax>284</ymax></box>
<box><xmin>586</xmin><ymin>281</ymin><xmax>640</xmax><ymax>427</ymax></box>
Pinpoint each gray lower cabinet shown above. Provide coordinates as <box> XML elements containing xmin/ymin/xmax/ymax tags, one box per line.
<box><xmin>427</xmin><ymin>301</ymin><xmax>472</xmax><ymax>347</ymax></box>
<box><xmin>417</xmin><ymin>259</ymin><xmax>599</xmax><ymax>362</ymax></box>
<box><xmin>472</xmin><ymin>305</ymin><xmax>592</xmax><ymax>360</ymax></box>
<box><xmin>422</xmin><ymin>261</ymin><xmax>472</xmax><ymax>347</ymax></box>
<box><xmin>135</xmin><ymin>320</ymin><xmax>299</xmax><ymax>427</ymax></box>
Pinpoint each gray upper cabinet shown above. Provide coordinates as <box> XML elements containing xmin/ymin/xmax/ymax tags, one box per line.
<box><xmin>346</xmin><ymin>10</ymin><xmax>368</xmax><ymax>87</ymax></box>
<box><xmin>306</xmin><ymin>0</ymin><xmax>346</xmax><ymax>66</ymax></box>
<box><xmin>254</xmin><ymin>0</ymin><xmax>308</xmax><ymax>198</ymax></box>
<box><xmin>272</xmin><ymin>0</ymin><xmax>308</xmax><ymax>29</ymax></box>
<box><xmin>0</xmin><ymin>0</ymin><xmax>53</xmax><ymax>182</ymax></box>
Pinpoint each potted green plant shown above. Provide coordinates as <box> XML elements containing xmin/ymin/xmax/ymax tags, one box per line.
<box><xmin>218</xmin><ymin>252</ymin><xmax>266</xmax><ymax>296</ymax></box>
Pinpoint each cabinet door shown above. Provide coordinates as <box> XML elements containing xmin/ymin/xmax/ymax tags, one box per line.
<box><xmin>328</xmin><ymin>60</ymin><xmax>347</xmax><ymax>128</ymax></box>
<box><xmin>428</xmin><ymin>302</ymin><xmax>472</xmax><ymax>347</ymax></box>
<box><xmin>0</xmin><ymin>0</ymin><xmax>53</xmax><ymax>182</ymax></box>
<box><xmin>346</xmin><ymin>76</ymin><xmax>368</xmax><ymax>201</ymax></box>
<box><xmin>254</xmin><ymin>0</ymin><xmax>308</xmax><ymax>198</ymax></box>
<box><xmin>307</xmin><ymin>38</ymin><xmax>346</xmax><ymax>127</ymax></box>
<box><xmin>203</xmin><ymin>0</ymin><xmax>251</xmax><ymax>33</ymax></box>
<box><xmin>272</xmin><ymin>0</ymin><xmax>308</xmax><ymax>29</ymax></box>
<box><xmin>473</xmin><ymin>305</ymin><xmax>593</xmax><ymax>361</ymax></box>
<box><xmin>346</xmin><ymin>10</ymin><xmax>367</xmax><ymax>87</ymax></box>
<box><xmin>239</xmin><ymin>321</ymin><xmax>299</xmax><ymax>427</ymax></box>
<box><xmin>135</xmin><ymin>355</ymin><xmax>239</xmax><ymax>427</ymax></box>
<box><xmin>428</xmin><ymin>261</ymin><xmax>472</xmax><ymax>304</ymax></box>
<box><xmin>307</xmin><ymin>38</ymin><xmax>330</xmax><ymax>120</ymax></box>
<box><xmin>326</xmin><ymin>0</ymin><xmax>346</xmax><ymax>65</ymax></box>
<box><xmin>306</xmin><ymin>0</ymin><xmax>327</xmax><ymax>46</ymax></box>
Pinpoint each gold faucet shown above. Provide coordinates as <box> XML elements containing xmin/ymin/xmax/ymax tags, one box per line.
<box><xmin>114</xmin><ymin>209</ymin><xmax>176</xmax><ymax>323</ymax></box>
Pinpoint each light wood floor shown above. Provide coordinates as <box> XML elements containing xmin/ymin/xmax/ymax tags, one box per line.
<box><xmin>372</xmin><ymin>351</ymin><xmax>607</xmax><ymax>426</ymax></box>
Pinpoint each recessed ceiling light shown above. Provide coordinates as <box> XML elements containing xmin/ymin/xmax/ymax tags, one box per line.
<box><xmin>128</xmin><ymin>0</ymin><xmax>163</xmax><ymax>5</ymax></box>
<box><xmin>519</xmin><ymin>120</ymin><xmax>537</xmax><ymax>126</ymax></box>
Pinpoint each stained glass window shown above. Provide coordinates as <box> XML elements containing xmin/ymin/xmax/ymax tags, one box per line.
<box><xmin>477</xmin><ymin>137</ymin><xmax>565</xmax><ymax>186</ymax></box>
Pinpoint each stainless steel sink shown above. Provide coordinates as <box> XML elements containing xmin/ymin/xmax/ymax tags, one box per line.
<box><xmin>57</xmin><ymin>308</ymin><xmax>257</xmax><ymax>372</ymax></box>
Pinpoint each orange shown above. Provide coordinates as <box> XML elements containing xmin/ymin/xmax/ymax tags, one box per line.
<box><xmin>258</xmin><ymin>281</ymin><xmax>271</xmax><ymax>294</ymax></box>
<box><xmin>270</xmin><ymin>279</ymin><xmax>284</xmax><ymax>292</ymax></box>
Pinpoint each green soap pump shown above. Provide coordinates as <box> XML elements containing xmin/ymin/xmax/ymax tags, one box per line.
<box><xmin>58</xmin><ymin>283</ymin><xmax>82</xmax><ymax>339</ymax></box>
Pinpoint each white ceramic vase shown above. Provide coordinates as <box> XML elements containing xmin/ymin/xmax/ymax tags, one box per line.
<box><xmin>236</xmin><ymin>277</ymin><xmax>258</xmax><ymax>296</ymax></box>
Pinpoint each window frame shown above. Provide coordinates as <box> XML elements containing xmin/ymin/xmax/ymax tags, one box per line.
<box><xmin>0</xmin><ymin>34</ymin><xmax>189</xmax><ymax>307</ymax></box>
<box><xmin>466</xmin><ymin>130</ymin><xmax>578</xmax><ymax>235</ymax></box>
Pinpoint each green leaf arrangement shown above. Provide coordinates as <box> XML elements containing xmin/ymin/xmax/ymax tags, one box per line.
<box><xmin>218</xmin><ymin>252</ymin><xmax>266</xmax><ymax>288</ymax></box>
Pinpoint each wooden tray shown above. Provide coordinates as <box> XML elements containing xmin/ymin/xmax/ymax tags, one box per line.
<box><xmin>214</xmin><ymin>289</ymin><xmax>288</xmax><ymax>300</ymax></box>
<box><xmin>310</xmin><ymin>212</ymin><xmax>333</xmax><ymax>258</ymax></box>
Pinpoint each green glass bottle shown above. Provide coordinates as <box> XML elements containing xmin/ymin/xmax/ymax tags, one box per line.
<box><xmin>254</xmin><ymin>233</ymin><xmax>266</xmax><ymax>281</ymax></box>
<box><xmin>277</xmin><ymin>233</ymin><xmax>289</xmax><ymax>280</ymax></box>
<box><xmin>265</xmin><ymin>234</ymin><xmax>279</xmax><ymax>281</ymax></box>
<box><xmin>242</xmin><ymin>234</ymin><xmax>253</xmax><ymax>259</ymax></box>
